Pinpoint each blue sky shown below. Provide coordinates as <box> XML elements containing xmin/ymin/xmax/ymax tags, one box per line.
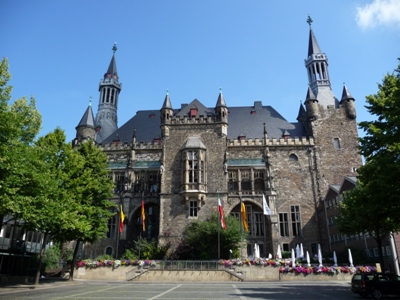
<box><xmin>2</xmin><ymin>0</ymin><xmax>399</xmax><ymax>142</ymax></box>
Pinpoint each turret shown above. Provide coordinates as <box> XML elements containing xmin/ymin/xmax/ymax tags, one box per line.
<box><xmin>214</xmin><ymin>88</ymin><xmax>228</xmax><ymax>136</ymax></box>
<box><xmin>74</xmin><ymin>98</ymin><xmax>96</xmax><ymax>146</ymax></box>
<box><xmin>160</xmin><ymin>90</ymin><xmax>173</xmax><ymax>137</ymax></box>
<box><xmin>340</xmin><ymin>84</ymin><xmax>356</xmax><ymax>119</ymax></box>
<box><xmin>304</xmin><ymin>86</ymin><xmax>319</xmax><ymax>121</ymax></box>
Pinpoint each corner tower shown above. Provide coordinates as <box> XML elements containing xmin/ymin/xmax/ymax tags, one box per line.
<box><xmin>304</xmin><ymin>16</ymin><xmax>336</xmax><ymax>109</ymax></box>
<box><xmin>95</xmin><ymin>43</ymin><xmax>121</xmax><ymax>143</ymax></box>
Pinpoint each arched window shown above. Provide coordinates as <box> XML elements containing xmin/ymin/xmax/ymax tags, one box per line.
<box><xmin>289</xmin><ymin>154</ymin><xmax>298</xmax><ymax>161</ymax></box>
<box><xmin>105</xmin><ymin>247</ymin><xmax>113</xmax><ymax>256</ymax></box>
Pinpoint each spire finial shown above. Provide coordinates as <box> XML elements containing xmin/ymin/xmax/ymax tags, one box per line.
<box><xmin>112</xmin><ymin>42</ymin><xmax>117</xmax><ymax>53</ymax></box>
<box><xmin>307</xmin><ymin>15</ymin><xmax>313</xmax><ymax>28</ymax></box>
<box><xmin>219</xmin><ymin>87</ymin><xmax>222</xmax><ymax>93</ymax></box>
<box><xmin>166</xmin><ymin>89</ymin><xmax>169</xmax><ymax>95</ymax></box>
<box><xmin>89</xmin><ymin>96</ymin><xmax>92</xmax><ymax>106</ymax></box>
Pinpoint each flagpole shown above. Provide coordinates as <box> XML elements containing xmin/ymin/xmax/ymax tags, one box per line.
<box><xmin>240</xmin><ymin>197</ymin><xmax>242</xmax><ymax>260</ymax></box>
<box><xmin>117</xmin><ymin>206</ymin><xmax>120</xmax><ymax>259</ymax></box>
<box><xmin>218</xmin><ymin>192</ymin><xmax>220</xmax><ymax>259</ymax></box>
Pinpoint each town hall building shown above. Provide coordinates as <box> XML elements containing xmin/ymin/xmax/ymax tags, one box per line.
<box><xmin>73</xmin><ymin>21</ymin><xmax>362</xmax><ymax>259</ymax></box>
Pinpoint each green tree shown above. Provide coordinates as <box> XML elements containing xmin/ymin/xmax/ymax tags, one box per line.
<box><xmin>19</xmin><ymin>130</ymin><xmax>114</xmax><ymax>283</ymax></box>
<box><xmin>337</xmin><ymin>59</ymin><xmax>400</xmax><ymax>270</ymax></box>
<box><xmin>66</xmin><ymin>140</ymin><xmax>115</xmax><ymax>280</ymax></box>
<box><xmin>169</xmin><ymin>213</ymin><xmax>245</xmax><ymax>260</ymax></box>
<box><xmin>0</xmin><ymin>58</ymin><xmax>42</xmax><ymax>224</ymax></box>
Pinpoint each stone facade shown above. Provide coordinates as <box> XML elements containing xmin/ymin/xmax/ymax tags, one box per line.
<box><xmin>73</xmin><ymin>25</ymin><xmax>362</xmax><ymax>260</ymax></box>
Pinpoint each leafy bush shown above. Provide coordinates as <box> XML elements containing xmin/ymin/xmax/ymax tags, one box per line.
<box><xmin>123</xmin><ymin>238</ymin><xmax>169</xmax><ymax>260</ymax></box>
<box><xmin>168</xmin><ymin>213</ymin><xmax>245</xmax><ymax>260</ymax></box>
<box><xmin>121</xmin><ymin>249</ymin><xmax>137</xmax><ymax>260</ymax></box>
<box><xmin>95</xmin><ymin>254</ymin><xmax>114</xmax><ymax>261</ymax></box>
<box><xmin>43</xmin><ymin>245</ymin><xmax>61</xmax><ymax>270</ymax></box>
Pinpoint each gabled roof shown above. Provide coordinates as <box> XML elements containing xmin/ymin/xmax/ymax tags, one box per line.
<box><xmin>324</xmin><ymin>184</ymin><xmax>341</xmax><ymax>201</ymax></box>
<box><xmin>175</xmin><ymin>99</ymin><xmax>213</xmax><ymax>118</ymax></box>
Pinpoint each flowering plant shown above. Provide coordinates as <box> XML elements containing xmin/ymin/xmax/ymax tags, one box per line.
<box><xmin>77</xmin><ymin>259</ymin><xmax>158</xmax><ymax>268</ymax></box>
<box><xmin>218</xmin><ymin>258</ymin><xmax>282</xmax><ymax>267</ymax></box>
<box><xmin>279</xmin><ymin>264</ymin><xmax>376</xmax><ymax>275</ymax></box>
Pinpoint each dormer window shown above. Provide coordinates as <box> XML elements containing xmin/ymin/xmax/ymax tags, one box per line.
<box><xmin>251</xmin><ymin>110</ymin><xmax>256</xmax><ymax>115</ymax></box>
<box><xmin>190</xmin><ymin>108</ymin><xmax>198</xmax><ymax>118</ymax></box>
<box><xmin>282</xmin><ymin>130</ymin><xmax>290</xmax><ymax>139</ymax></box>
<box><xmin>238</xmin><ymin>134</ymin><xmax>246</xmax><ymax>141</ymax></box>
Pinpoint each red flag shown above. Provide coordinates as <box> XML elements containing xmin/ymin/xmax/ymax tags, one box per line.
<box><xmin>141</xmin><ymin>200</ymin><xmax>146</xmax><ymax>231</ymax></box>
<box><xmin>119</xmin><ymin>204</ymin><xmax>125</xmax><ymax>233</ymax></box>
<box><xmin>218</xmin><ymin>197</ymin><xmax>226</xmax><ymax>230</ymax></box>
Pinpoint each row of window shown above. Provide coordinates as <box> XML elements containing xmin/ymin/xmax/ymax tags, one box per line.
<box><xmin>366</xmin><ymin>246</ymin><xmax>392</xmax><ymax>258</ymax></box>
<box><xmin>330</xmin><ymin>231</ymin><xmax>373</xmax><ymax>243</ymax></box>
<box><xmin>279</xmin><ymin>206</ymin><xmax>301</xmax><ymax>237</ymax></box>
<box><xmin>326</xmin><ymin>195</ymin><xmax>342</xmax><ymax>209</ymax></box>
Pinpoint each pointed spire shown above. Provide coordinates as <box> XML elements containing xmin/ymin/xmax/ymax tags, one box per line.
<box><xmin>340</xmin><ymin>84</ymin><xmax>355</xmax><ymax>103</ymax></box>
<box><xmin>216</xmin><ymin>87</ymin><xmax>227</xmax><ymax>107</ymax></box>
<box><xmin>305</xmin><ymin>86</ymin><xmax>318</xmax><ymax>103</ymax></box>
<box><xmin>308</xmin><ymin>24</ymin><xmax>322</xmax><ymax>57</ymax></box>
<box><xmin>105</xmin><ymin>43</ymin><xmax>118</xmax><ymax>80</ymax></box>
<box><xmin>162</xmin><ymin>89</ymin><xmax>172</xmax><ymax>109</ymax></box>
<box><xmin>297</xmin><ymin>101</ymin><xmax>307</xmax><ymax>121</ymax></box>
<box><xmin>76</xmin><ymin>99</ymin><xmax>95</xmax><ymax>129</ymax></box>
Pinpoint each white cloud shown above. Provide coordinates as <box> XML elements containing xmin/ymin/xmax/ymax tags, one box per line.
<box><xmin>356</xmin><ymin>0</ymin><xmax>400</xmax><ymax>29</ymax></box>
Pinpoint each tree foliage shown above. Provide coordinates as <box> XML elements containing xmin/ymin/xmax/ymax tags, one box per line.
<box><xmin>0</xmin><ymin>58</ymin><xmax>42</xmax><ymax>223</ymax></box>
<box><xmin>0</xmin><ymin>59</ymin><xmax>115</xmax><ymax>283</ymax></box>
<box><xmin>168</xmin><ymin>213</ymin><xmax>245</xmax><ymax>260</ymax></box>
<box><xmin>337</xmin><ymin>59</ymin><xmax>400</xmax><ymax>269</ymax></box>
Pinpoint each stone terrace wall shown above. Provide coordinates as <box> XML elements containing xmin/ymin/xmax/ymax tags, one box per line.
<box><xmin>74</xmin><ymin>265</ymin><xmax>352</xmax><ymax>282</ymax></box>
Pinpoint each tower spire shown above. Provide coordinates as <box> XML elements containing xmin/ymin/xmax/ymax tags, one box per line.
<box><xmin>94</xmin><ymin>44</ymin><xmax>122</xmax><ymax>143</ymax></box>
<box><xmin>304</xmin><ymin>17</ymin><xmax>336</xmax><ymax>108</ymax></box>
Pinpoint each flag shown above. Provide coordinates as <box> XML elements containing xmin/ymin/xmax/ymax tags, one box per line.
<box><xmin>141</xmin><ymin>200</ymin><xmax>146</xmax><ymax>231</ymax></box>
<box><xmin>262</xmin><ymin>194</ymin><xmax>271</xmax><ymax>215</ymax></box>
<box><xmin>218</xmin><ymin>196</ymin><xmax>226</xmax><ymax>230</ymax></box>
<box><xmin>241</xmin><ymin>202</ymin><xmax>249</xmax><ymax>232</ymax></box>
<box><xmin>119</xmin><ymin>204</ymin><xmax>125</xmax><ymax>233</ymax></box>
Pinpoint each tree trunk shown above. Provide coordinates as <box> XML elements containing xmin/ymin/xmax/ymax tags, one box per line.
<box><xmin>375</xmin><ymin>233</ymin><xmax>386</xmax><ymax>272</ymax></box>
<box><xmin>69</xmin><ymin>239</ymin><xmax>80</xmax><ymax>281</ymax></box>
<box><xmin>34</xmin><ymin>232</ymin><xmax>49</xmax><ymax>285</ymax></box>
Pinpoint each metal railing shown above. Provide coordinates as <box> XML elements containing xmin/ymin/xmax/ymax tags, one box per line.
<box><xmin>158</xmin><ymin>260</ymin><xmax>221</xmax><ymax>271</ymax></box>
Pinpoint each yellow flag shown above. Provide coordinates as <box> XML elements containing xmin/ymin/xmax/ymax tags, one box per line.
<box><xmin>119</xmin><ymin>205</ymin><xmax>125</xmax><ymax>233</ymax></box>
<box><xmin>241</xmin><ymin>202</ymin><xmax>249</xmax><ymax>232</ymax></box>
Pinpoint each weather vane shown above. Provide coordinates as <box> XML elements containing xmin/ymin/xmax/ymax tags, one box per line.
<box><xmin>307</xmin><ymin>15</ymin><xmax>313</xmax><ymax>27</ymax></box>
<box><xmin>89</xmin><ymin>96</ymin><xmax>92</xmax><ymax>106</ymax></box>
<box><xmin>112</xmin><ymin>42</ymin><xmax>117</xmax><ymax>53</ymax></box>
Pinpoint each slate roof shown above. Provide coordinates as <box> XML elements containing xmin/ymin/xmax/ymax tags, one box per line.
<box><xmin>76</xmin><ymin>105</ymin><xmax>95</xmax><ymax>129</ymax></box>
<box><xmin>100</xmin><ymin>99</ymin><xmax>309</xmax><ymax>144</ymax></box>
<box><xmin>308</xmin><ymin>28</ymin><xmax>322</xmax><ymax>57</ymax></box>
